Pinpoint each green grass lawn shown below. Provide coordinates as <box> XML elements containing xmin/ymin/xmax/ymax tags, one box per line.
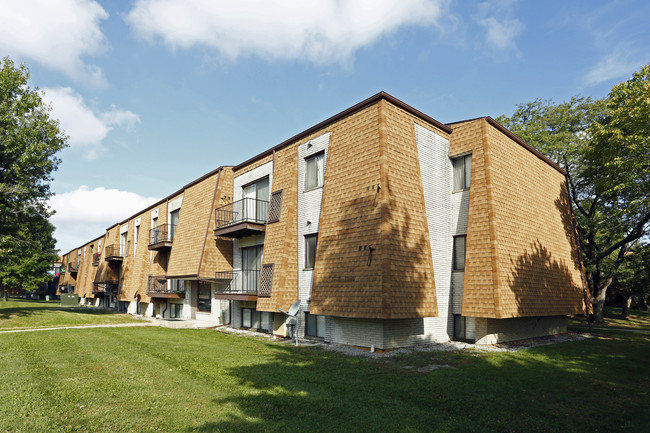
<box><xmin>569</xmin><ymin>306</ymin><xmax>650</xmax><ymax>331</ymax></box>
<box><xmin>0</xmin><ymin>299</ymin><xmax>143</xmax><ymax>330</ymax></box>
<box><xmin>1</xmin><ymin>300</ymin><xmax>649</xmax><ymax>432</ymax></box>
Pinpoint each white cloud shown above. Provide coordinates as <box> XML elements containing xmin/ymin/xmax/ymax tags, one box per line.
<box><xmin>479</xmin><ymin>17</ymin><xmax>524</xmax><ymax>51</ymax></box>
<box><xmin>584</xmin><ymin>50</ymin><xmax>644</xmax><ymax>86</ymax></box>
<box><xmin>49</xmin><ymin>186</ymin><xmax>160</xmax><ymax>253</ymax></box>
<box><xmin>43</xmin><ymin>87</ymin><xmax>141</xmax><ymax>160</ymax></box>
<box><xmin>126</xmin><ymin>0</ymin><xmax>447</xmax><ymax>65</ymax></box>
<box><xmin>475</xmin><ymin>0</ymin><xmax>524</xmax><ymax>57</ymax></box>
<box><xmin>0</xmin><ymin>0</ymin><xmax>108</xmax><ymax>85</ymax></box>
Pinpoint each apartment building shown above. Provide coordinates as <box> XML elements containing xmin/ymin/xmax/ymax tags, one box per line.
<box><xmin>58</xmin><ymin>92</ymin><xmax>588</xmax><ymax>348</ymax></box>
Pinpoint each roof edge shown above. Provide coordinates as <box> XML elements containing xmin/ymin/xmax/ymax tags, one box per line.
<box><xmin>234</xmin><ymin>91</ymin><xmax>452</xmax><ymax>172</ymax></box>
<box><xmin>448</xmin><ymin>116</ymin><xmax>566</xmax><ymax>175</ymax></box>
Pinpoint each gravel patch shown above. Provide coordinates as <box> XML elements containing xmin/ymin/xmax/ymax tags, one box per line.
<box><xmin>309</xmin><ymin>332</ymin><xmax>591</xmax><ymax>358</ymax></box>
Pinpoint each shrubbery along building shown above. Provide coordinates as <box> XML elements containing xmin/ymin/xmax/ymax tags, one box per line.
<box><xmin>58</xmin><ymin>92</ymin><xmax>588</xmax><ymax>348</ymax></box>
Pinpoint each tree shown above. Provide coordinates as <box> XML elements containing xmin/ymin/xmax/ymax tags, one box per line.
<box><xmin>613</xmin><ymin>241</ymin><xmax>650</xmax><ymax>317</ymax></box>
<box><xmin>497</xmin><ymin>63</ymin><xmax>650</xmax><ymax>323</ymax></box>
<box><xmin>0</xmin><ymin>57</ymin><xmax>68</xmax><ymax>300</ymax></box>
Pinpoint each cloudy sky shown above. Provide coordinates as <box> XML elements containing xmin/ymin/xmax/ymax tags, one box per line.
<box><xmin>1</xmin><ymin>0</ymin><xmax>648</xmax><ymax>253</ymax></box>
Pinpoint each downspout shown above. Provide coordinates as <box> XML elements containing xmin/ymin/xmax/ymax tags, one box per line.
<box><xmin>163</xmin><ymin>299</ymin><xmax>168</xmax><ymax>318</ymax></box>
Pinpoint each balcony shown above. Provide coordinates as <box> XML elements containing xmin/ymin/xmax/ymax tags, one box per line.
<box><xmin>214</xmin><ymin>270</ymin><xmax>259</xmax><ymax>301</ymax></box>
<box><xmin>149</xmin><ymin>224</ymin><xmax>176</xmax><ymax>251</ymax></box>
<box><xmin>146</xmin><ymin>275</ymin><xmax>185</xmax><ymax>298</ymax></box>
<box><xmin>93</xmin><ymin>281</ymin><xmax>119</xmax><ymax>296</ymax></box>
<box><xmin>104</xmin><ymin>244</ymin><xmax>124</xmax><ymax>262</ymax></box>
<box><xmin>59</xmin><ymin>285</ymin><xmax>76</xmax><ymax>294</ymax></box>
<box><xmin>92</xmin><ymin>253</ymin><xmax>100</xmax><ymax>266</ymax></box>
<box><xmin>214</xmin><ymin>198</ymin><xmax>268</xmax><ymax>239</ymax></box>
<box><xmin>68</xmin><ymin>263</ymin><xmax>79</xmax><ymax>273</ymax></box>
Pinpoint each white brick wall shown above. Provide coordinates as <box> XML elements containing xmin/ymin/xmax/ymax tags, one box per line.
<box><xmin>415</xmin><ymin>123</ymin><xmax>453</xmax><ymax>342</ymax></box>
<box><xmin>475</xmin><ymin>316</ymin><xmax>567</xmax><ymax>344</ymax></box>
<box><xmin>297</xmin><ymin>133</ymin><xmax>330</xmax><ymax>338</ymax></box>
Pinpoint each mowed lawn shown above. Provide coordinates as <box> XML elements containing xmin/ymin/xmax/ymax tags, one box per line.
<box><xmin>0</xmin><ymin>299</ymin><xmax>143</xmax><ymax>330</ymax></box>
<box><xmin>1</xmin><ymin>300</ymin><xmax>649</xmax><ymax>432</ymax></box>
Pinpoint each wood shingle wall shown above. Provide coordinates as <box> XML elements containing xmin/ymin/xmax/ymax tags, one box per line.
<box><xmin>450</xmin><ymin>118</ymin><xmax>587</xmax><ymax>318</ymax></box>
<box><xmin>256</xmin><ymin>146</ymin><xmax>300</xmax><ymax>313</ymax></box>
<box><xmin>198</xmin><ymin>168</ymin><xmax>234</xmax><ymax>279</ymax></box>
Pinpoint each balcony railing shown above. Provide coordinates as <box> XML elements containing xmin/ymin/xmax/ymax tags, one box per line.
<box><xmin>68</xmin><ymin>263</ymin><xmax>79</xmax><ymax>273</ymax></box>
<box><xmin>214</xmin><ymin>198</ymin><xmax>269</xmax><ymax>238</ymax></box>
<box><xmin>149</xmin><ymin>224</ymin><xmax>176</xmax><ymax>251</ymax></box>
<box><xmin>104</xmin><ymin>244</ymin><xmax>124</xmax><ymax>261</ymax></box>
<box><xmin>92</xmin><ymin>253</ymin><xmax>100</xmax><ymax>266</ymax></box>
<box><xmin>146</xmin><ymin>275</ymin><xmax>186</xmax><ymax>297</ymax></box>
<box><xmin>93</xmin><ymin>281</ymin><xmax>119</xmax><ymax>295</ymax></box>
<box><xmin>215</xmin><ymin>270</ymin><xmax>260</xmax><ymax>295</ymax></box>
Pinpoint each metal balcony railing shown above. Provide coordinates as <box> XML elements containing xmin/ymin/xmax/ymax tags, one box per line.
<box><xmin>146</xmin><ymin>275</ymin><xmax>186</xmax><ymax>296</ymax></box>
<box><xmin>68</xmin><ymin>263</ymin><xmax>79</xmax><ymax>272</ymax></box>
<box><xmin>104</xmin><ymin>244</ymin><xmax>124</xmax><ymax>260</ymax></box>
<box><xmin>93</xmin><ymin>282</ymin><xmax>119</xmax><ymax>294</ymax></box>
<box><xmin>215</xmin><ymin>198</ymin><xmax>269</xmax><ymax>229</ymax></box>
<box><xmin>215</xmin><ymin>270</ymin><xmax>260</xmax><ymax>295</ymax></box>
<box><xmin>149</xmin><ymin>224</ymin><xmax>176</xmax><ymax>246</ymax></box>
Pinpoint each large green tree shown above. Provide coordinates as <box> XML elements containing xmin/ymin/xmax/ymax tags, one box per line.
<box><xmin>497</xmin><ymin>64</ymin><xmax>650</xmax><ymax>323</ymax></box>
<box><xmin>0</xmin><ymin>57</ymin><xmax>67</xmax><ymax>300</ymax></box>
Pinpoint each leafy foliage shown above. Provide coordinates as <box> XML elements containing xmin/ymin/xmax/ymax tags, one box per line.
<box><xmin>0</xmin><ymin>57</ymin><xmax>67</xmax><ymax>297</ymax></box>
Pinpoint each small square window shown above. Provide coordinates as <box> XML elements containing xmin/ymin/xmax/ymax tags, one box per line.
<box><xmin>453</xmin><ymin>235</ymin><xmax>466</xmax><ymax>271</ymax></box>
<box><xmin>453</xmin><ymin>154</ymin><xmax>472</xmax><ymax>191</ymax></box>
<box><xmin>305</xmin><ymin>152</ymin><xmax>325</xmax><ymax>191</ymax></box>
<box><xmin>304</xmin><ymin>234</ymin><xmax>318</xmax><ymax>270</ymax></box>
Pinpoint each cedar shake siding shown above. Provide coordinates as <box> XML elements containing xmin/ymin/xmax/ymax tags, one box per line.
<box><xmin>60</xmin><ymin>92</ymin><xmax>587</xmax><ymax>347</ymax></box>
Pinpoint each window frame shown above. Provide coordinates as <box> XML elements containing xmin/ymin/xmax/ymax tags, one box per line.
<box><xmin>452</xmin><ymin>154</ymin><xmax>472</xmax><ymax>192</ymax></box>
<box><xmin>304</xmin><ymin>151</ymin><xmax>325</xmax><ymax>192</ymax></box>
<box><xmin>305</xmin><ymin>312</ymin><xmax>326</xmax><ymax>338</ymax></box>
<box><xmin>304</xmin><ymin>233</ymin><xmax>318</xmax><ymax>270</ymax></box>
<box><xmin>453</xmin><ymin>235</ymin><xmax>467</xmax><ymax>271</ymax></box>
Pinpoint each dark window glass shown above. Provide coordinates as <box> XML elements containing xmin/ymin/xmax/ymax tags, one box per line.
<box><xmin>453</xmin><ymin>235</ymin><xmax>466</xmax><ymax>271</ymax></box>
<box><xmin>305</xmin><ymin>234</ymin><xmax>318</xmax><ymax>270</ymax></box>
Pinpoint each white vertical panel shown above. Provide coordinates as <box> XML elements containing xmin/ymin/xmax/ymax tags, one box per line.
<box><xmin>415</xmin><ymin>123</ymin><xmax>453</xmax><ymax>342</ymax></box>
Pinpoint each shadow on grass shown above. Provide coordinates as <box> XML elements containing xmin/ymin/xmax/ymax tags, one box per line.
<box><xmin>188</xmin><ymin>335</ymin><xmax>650</xmax><ymax>433</ymax></box>
<box><xmin>0</xmin><ymin>305</ymin><xmax>118</xmax><ymax>321</ymax></box>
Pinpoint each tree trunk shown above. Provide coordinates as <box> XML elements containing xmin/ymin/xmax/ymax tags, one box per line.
<box><xmin>621</xmin><ymin>294</ymin><xmax>633</xmax><ymax>319</ymax></box>
<box><xmin>591</xmin><ymin>271</ymin><xmax>613</xmax><ymax>324</ymax></box>
<box><xmin>1</xmin><ymin>283</ymin><xmax>6</xmax><ymax>302</ymax></box>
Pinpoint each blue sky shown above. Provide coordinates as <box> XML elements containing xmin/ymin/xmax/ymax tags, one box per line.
<box><xmin>1</xmin><ymin>0</ymin><xmax>648</xmax><ymax>253</ymax></box>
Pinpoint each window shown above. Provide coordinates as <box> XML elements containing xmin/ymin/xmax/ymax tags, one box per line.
<box><xmin>305</xmin><ymin>152</ymin><xmax>324</xmax><ymax>190</ymax></box>
<box><xmin>305</xmin><ymin>313</ymin><xmax>326</xmax><ymax>338</ymax></box>
<box><xmin>453</xmin><ymin>235</ymin><xmax>466</xmax><ymax>271</ymax></box>
<box><xmin>198</xmin><ymin>282</ymin><xmax>211</xmax><ymax>312</ymax></box>
<box><xmin>134</xmin><ymin>225</ymin><xmax>139</xmax><ymax>255</ymax></box>
<box><xmin>243</xmin><ymin>177</ymin><xmax>269</xmax><ymax>222</ymax></box>
<box><xmin>453</xmin><ymin>154</ymin><xmax>472</xmax><ymax>191</ymax></box>
<box><xmin>169</xmin><ymin>209</ymin><xmax>180</xmax><ymax>240</ymax></box>
<box><xmin>304</xmin><ymin>234</ymin><xmax>318</xmax><ymax>270</ymax></box>
<box><xmin>120</xmin><ymin>232</ymin><xmax>127</xmax><ymax>256</ymax></box>
<box><xmin>171</xmin><ymin>303</ymin><xmax>183</xmax><ymax>318</ymax></box>
<box><xmin>242</xmin><ymin>308</ymin><xmax>253</xmax><ymax>328</ymax></box>
<box><xmin>242</xmin><ymin>245</ymin><xmax>263</xmax><ymax>293</ymax></box>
